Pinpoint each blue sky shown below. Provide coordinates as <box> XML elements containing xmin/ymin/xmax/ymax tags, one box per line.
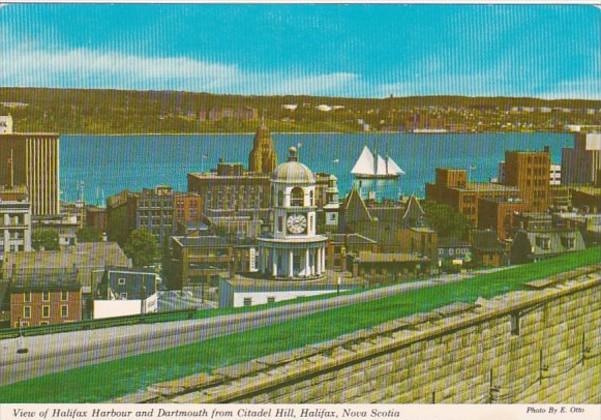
<box><xmin>1</xmin><ymin>4</ymin><xmax>600</xmax><ymax>99</ymax></box>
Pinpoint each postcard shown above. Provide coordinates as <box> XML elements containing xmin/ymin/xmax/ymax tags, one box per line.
<box><xmin>0</xmin><ymin>2</ymin><xmax>599</xmax><ymax>418</ymax></box>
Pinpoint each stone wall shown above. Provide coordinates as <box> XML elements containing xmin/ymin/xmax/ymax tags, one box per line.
<box><xmin>117</xmin><ymin>264</ymin><xmax>601</xmax><ymax>404</ymax></box>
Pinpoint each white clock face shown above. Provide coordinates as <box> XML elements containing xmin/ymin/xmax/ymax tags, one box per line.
<box><xmin>287</xmin><ymin>213</ymin><xmax>307</xmax><ymax>234</ymax></box>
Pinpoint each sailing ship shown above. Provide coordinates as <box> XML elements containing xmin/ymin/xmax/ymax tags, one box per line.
<box><xmin>351</xmin><ymin>145</ymin><xmax>405</xmax><ymax>179</ymax></box>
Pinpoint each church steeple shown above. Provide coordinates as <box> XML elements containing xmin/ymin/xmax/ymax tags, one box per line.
<box><xmin>249</xmin><ymin>121</ymin><xmax>277</xmax><ymax>174</ymax></box>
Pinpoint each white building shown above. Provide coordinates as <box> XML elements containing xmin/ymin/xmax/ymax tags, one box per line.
<box><xmin>257</xmin><ymin>147</ymin><xmax>327</xmax><ymax>278</ymax></box>
<box><xmin>93</xmin><ymin>267</ymin><xmax>160</xmax><ymax>319</ymax></box>
<box><xmin>0</xmin><ymin>115</ymin><xmax>13</xmax><ymax>134</ymax></box>
<box><xmin>0</xmin><ymin>185</ymin><xmax>32</xmax><ymax>261</ymax></box>
<box><xmin>550</xmin><ymin>164</ymin><xmax>561</xmax><ymax>186</ymax></box>
<box><xmin>220</xmin><ymin>147</ymin><xmax>361</xmax><ymax>308</ymax></box>
<box><xmin>499</xmin><ymin>160</ymin><xmax>562</xmax><ymax>186</ymax></box>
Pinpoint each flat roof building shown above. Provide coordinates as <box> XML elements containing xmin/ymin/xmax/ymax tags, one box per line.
<box><xmin>0</xmin><ymin>132</ymin><xmax>60</xmax><ymax>216</ymax></box>
<box><xmin>426</xmin><ymin>168</ymin><xmax>519</xmax><ymax>227</ymax></box>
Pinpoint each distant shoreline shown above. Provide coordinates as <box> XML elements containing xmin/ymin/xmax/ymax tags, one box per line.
<box><xmin>61</xmin><ymin>130</ymin><xmax>567</xmax><ymax>136</ymax></box>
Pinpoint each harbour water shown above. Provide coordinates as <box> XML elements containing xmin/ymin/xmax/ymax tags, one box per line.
<box><xmin>60</xmin><ymin>132</ymin><xmax>574</xmax><ymax>204</ymax></box>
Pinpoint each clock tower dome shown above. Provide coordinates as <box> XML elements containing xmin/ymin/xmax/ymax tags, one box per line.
<box><xmin>257</xmin><ymin>147</ymin><xmax>327</xmax><ymax>279</ymax></box>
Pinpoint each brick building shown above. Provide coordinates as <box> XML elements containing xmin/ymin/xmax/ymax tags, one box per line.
<box><xmin>136</xmin><ymin>186</ymin><xmax>175</xmax><ymax>244</ymax></box>
<box><xmin>85</xmin><ymin>205</ymin><xmax>107</xmax><ymax>233</ymax></box>
<box><xmin>9</xmin><ymin>269</ymin><xmax>81</xmax><ymax>328</ymax></box>
<box><xmin>477</xmin><ymin>197</ymin><xmax>529</xmax><ymax>241</ymax></box>
<box><xmin>502</xmin><ymin>148</ymin><xmax>551</xmax><ymax>212</ymax></box>
<box><xmin>170</xmin><ymin>236</ymin><xmax>234</xmax><ymax>290</ymax></box>
<box><xmin>174</xmin><ymin>192</ymin><xmax>203</xmax><ymax>224</ymax></box>
<box><xmin>425</xmin><ymin>168</ymin><xmax>519</xmax><ymax>226</ymax></box>
<box><xmin>339</xmin><ymin>189</ymin><xmax>437</xmax><ymax>268</ymax></box>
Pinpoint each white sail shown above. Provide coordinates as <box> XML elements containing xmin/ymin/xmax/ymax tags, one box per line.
<box><xmin>351</xmin><ymin>145</ymin><xmax>376</xmax><ymax>176</ymax></box>
<box><xmin>386</xmin><ymin>156</ymin><xmax>406</xmax><ymax>176</ymax></box>
<box><xmin>376</xmin><ymin>154</ymin><xmax>387</xmax><ymax>176</ymax></box>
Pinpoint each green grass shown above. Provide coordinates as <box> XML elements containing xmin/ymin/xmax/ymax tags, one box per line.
<box><xmin>1</xmin><ymin>247</ymin><xmax>599</xmax><ymax>403</ymax></box>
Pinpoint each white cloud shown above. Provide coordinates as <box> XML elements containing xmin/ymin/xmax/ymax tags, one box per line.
<box><xmin>0</xmin><ymin>45</ymin><xmax>361</xmax><ymax>96</ymax></box>
<box><xmin>1</xmin><ymin>44</ymin><xmax>598</xmax><ymax>100</ymax></box>
<box><xmin>539</xmin><ymin>78</ymin><xmax>601</xmax><ymax>100</ymax></box>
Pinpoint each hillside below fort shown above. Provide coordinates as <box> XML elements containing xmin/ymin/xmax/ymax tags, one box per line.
<box><xmin>116</xmin><ymin>264</ymin><xmax>601</xmax><ymax>404</ymax></box>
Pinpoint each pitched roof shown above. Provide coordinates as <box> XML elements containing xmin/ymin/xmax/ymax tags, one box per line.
<box><xmin>472</xmin><ymin>230</ymin><xmax>504</xmax><ymax>252</ymax></box>
<box><xmin>341</xmin><ymin>187</ymin><xmax>372</xmax><ymax>223</ymax></box>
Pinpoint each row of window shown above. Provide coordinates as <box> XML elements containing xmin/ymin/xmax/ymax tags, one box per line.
<box><xmin>22</xmin><ymin>304</ymin><xmax>69</xmax><ymax>319</ymax></box>
<box><xmin>274</xmin><ymin>188</ymin><xmax>314</xmax><ymax>207</ymax></box>
<box><xmin>23</xmin><ymin>291</ymin><xmax>69</xmax><ymax>302</ymax></box>
<box><xmin>243</xmin><ymin>296</ymin><xmax>276</xmax><ymax>306</ymax></box>
<box><xmin>534</xmin><ymin>236</ymin><xmax>576</xmax><ymax>250</ymax></box>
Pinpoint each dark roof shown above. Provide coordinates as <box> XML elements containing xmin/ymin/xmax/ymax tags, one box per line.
<box><xmin>172</xmin><ymin>235</ymin><xmax>230</xmax><ymax>248</ymax></box>
<box><xmin>10</xmin><ymin>269</ymin><xmax>81</xmax><ymax>292</ymax></box>
<box><xmin>438</xmin><ymin>238</ymin><xmax>471</xmax><ymax>248</ymax></box>
<box><xmin>472</xmin><ymin>230</ymin><xmax>505</xmax><ymax>252</ymax></box>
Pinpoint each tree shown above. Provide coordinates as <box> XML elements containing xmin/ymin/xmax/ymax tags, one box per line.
<box><xmin>32</xmin><ymin>228</ymin><xmax>60</xmax><ymax>251</ymax></box>
<box><xmin>76</xmin><ymin>226</ymin><xmax>102</xmax><ymax>242</ymax></box>
<box><xmin>106</xmin><ymin>210</ymin><xmax>130</xmax><ymax>246</ymax></box>
<box><xmin>422</xmin><ymin>201</ymin><xmax>473</xmax><ymax>240</ymax></box>
<box><xmin>123</xmin><ymin>228</ymin><xmax>159</xmax><ymax>268</ymax></box>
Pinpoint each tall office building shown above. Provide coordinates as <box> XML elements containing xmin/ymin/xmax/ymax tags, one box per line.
<box><xmin>503</xmin><ymin>148</ymin><xmax>551</xmax><ymax>212</ymax></box>
<box><xmin>0</xmin><ymin>132</ymin><xmax>60</xmax><ymax>216</ymax></box>
<box><xmin>561</xmin><ymin>133</ymin><xmax>601</xmax><ymax>185</ymax></box>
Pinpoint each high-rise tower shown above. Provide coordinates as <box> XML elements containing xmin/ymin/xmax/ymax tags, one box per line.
<box><xmin>0</xmin><ymin>132</ymin><xmax>60</xmax><ymax>216</ymax></box>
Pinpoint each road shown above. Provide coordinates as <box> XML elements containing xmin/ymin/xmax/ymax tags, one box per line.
<box><xmin>0</xmin><ymin>269</ymin><xmax>502</xmax><ymax>386</ymax></box>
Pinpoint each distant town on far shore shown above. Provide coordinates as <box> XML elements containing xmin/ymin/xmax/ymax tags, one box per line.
<box><xmin>1</xmin><ymin>87</ymin><xmax>600</xmax><ymax>135</ymax></box>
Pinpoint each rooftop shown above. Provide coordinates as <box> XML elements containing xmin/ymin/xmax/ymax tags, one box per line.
<box><xmin>228</xmin><ymin>270</ymin><xmax>361</xmax><ymax>290</ymax></box>
<box><xmin>455</xmin><ymin>182</ymin><xmax>519</xmax><ymax>193</ymax></box>
<box><xmin>172</xmin><ymin>235</ymin><xmax>230</xmax><ymax>248</ymax></box>
<box><xmin>3</xmin><ymin>242</ymin><xmax>130</xmax><ymax>276</ymax></box>
<box><xmin>354</xmin><ymin>251</ymin><xmax>426</xmax><ymax>263</ymax></box>
<box><xmin>0</xmin><ymin>132</ymin><xmax>59</xmax><ymax>137</ymax></box>
<box><xmin>188</xmin><ymin>172</ymin><xmax>269</xmax><ymax>180</ymax></box>
<box><xmin>10</xmin><ymin>268</ymin><xmax>81</xmax><ymax>292</ymax></box>
<box><xmin>570</xmin><ymin>186</ymin><xmax>601</xmax><ymax>196</ymax></box>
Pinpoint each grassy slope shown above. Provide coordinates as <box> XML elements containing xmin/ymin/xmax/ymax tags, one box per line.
<box><xmin>1</xmin><ymin>247</ymin><xmax>599</xmax><ymax>403</ymax></box>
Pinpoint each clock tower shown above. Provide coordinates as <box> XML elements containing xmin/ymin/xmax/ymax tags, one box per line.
<box><xmin>257</xmin><ymin>147</ymin><xmax>327</xmax><ymax>279</ymax></box>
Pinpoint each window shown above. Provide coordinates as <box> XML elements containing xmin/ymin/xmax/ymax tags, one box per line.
<box><xmin>40</xmin><ymin>321</ymin><xmax>49</xmax><ymax>326</ymax></box>
<box><xmin>290</xmin><ymin>187</ymin><xmax>304</xmax><ymax>206</ymax></box>
<box><xmin>561</xmin><ymin>237</ymin><xmax>575</xmax><ymax>249</ymax></box>
<box><xmin>267</xmin><ymin>297</ymin><xmax>275</xmax><ymax>304</ymax></box>
<box><xmin>23</xmin><ymin>306</ymin><xmax>31</xmax><ymax>319</ymax></box>
<box><xmin>510</xmin><ymin>313</ymin><xmax>520</xmax><ymax>336</ymax></box>
<box><xmin>278</xmin><ymin>216</ymin><xmax>283</xmax><ymax>232</ymax></box>
<box><xmin>120</xmin><ymin>293</ymin><xmax>128</xmax><ymax>299</ymax></box>
<box><xmin>535</xmin><ymin>236</ymin><xmax>550</xmax><ymax>250</ymax></box>
<box><xmin>278</xmin><ymin>191</ymin><xmax>284</xmax><ymax>206</ymax></box>
<box><xmin>61</xmin><ymin>305</ymin><xmax>68</xmax><ymax>318</ymax></box>
<box><xmin>61</xmin><ymin>291</ymin><xmax>68</xmax><ymax>301</ymax></box>
<box><xmin>310</xmin><ymin>190</ymin><xmax>314</xmax><ymax>206</ymax></box>
<box><xmin>118</xmin><ymin>277</ymin><xmax>126</xmax><ymax>285</ymax></box>
<box><xmin>42</xmin><ymin>305</ymin><xmax>50</xmax><ymax>318</ymax></box>
<box><xmin>24</xmin><ymin>292</ymin><xmax>32</xmax><ymax>303</ymax></box>
<box><xmin>243</xmin><ymin>297</ymin><xmax>252</xmax><ymax>306</ymax></box>
<box><xmin>42</xmin><ymin>291</ymin><xmax>50</xmax><ymax>302</ymax></box>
